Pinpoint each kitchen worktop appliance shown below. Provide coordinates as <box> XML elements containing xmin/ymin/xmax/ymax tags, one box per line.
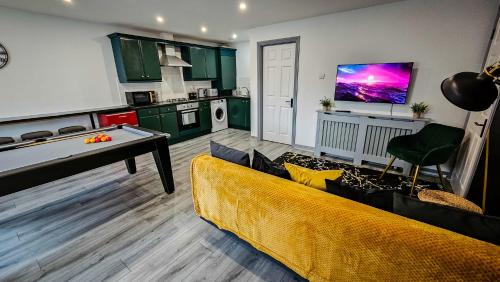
<box><xmin>125</xmin><ymin>91</ymin><xmax>158</xmax><ymax>106</ymax></box>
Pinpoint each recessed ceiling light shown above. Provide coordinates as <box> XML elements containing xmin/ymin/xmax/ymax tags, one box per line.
<box><xmin>63</xmin><ymin>0</ymin><xmax>73</xmax><ymax>4</ymax></box>
<box><xmin>232</xmin><ymin>33</ymin><xmax>238</xmax><ymax>39</ymax></box>
<box><xmin>239</xmin><ymin>2</ymin><xmax>247</xmax><ymax>11</ymax></box>
<box><xmin>201</xmin><ymin>26</ymin><xmax>207</xmax><ymax>33</ymax></box>
<box><xmin>156</xmin><ymin>16</ymin><xmax>164</xmax><ymax>24</ymax></box>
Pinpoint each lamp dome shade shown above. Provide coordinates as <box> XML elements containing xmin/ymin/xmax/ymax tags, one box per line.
<box><xmin>441</xmin><ymin>72</ymin><xmax>498</xmax><ymax>112</ymax></box>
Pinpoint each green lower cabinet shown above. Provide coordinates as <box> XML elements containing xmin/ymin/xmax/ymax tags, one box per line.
<box><xmin>138</xmin><ymin>115</ymin><xmax>162</xmax><ymax>131</ymax></box>
<box><xmin>160</xmin><ymin>112</ymin><xmax>179</xmax><ymax>139</ymax></box>
<box><xmin>200</xmin><ymin>104</ymin><xmax>212</xmax><ymax>131</ymax></box>
<box><xmin>243</xmin><ymin>99</ymin><xmax>251</xmax><ymax>129</ymax></box>
<box><xmin>228</xmin><ymin>98</ymin><xmax>250</xmax><ymax>130</ymax></box>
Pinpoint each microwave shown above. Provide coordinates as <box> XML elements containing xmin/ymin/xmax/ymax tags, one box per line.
<box><xmin>125</xmin><ymin>91</ymin><xmax>158</xmax><ymax>106</ymax></box>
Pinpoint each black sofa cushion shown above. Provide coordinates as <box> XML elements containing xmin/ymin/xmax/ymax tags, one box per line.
<box><xmin>325</xmin><ymin>179</ymin><xmax>395</xmax><ymax>212</ymax></box>
<box><xmin>251</xmin><ymin>150</ymin><xmax>291</xmax><ymax>180</ymax></box>
<box><xmin>393</xmin><ymin>193</ymin><xmax>500</xmax><ymax>245</ymax></box>
<box><xmin>210</xmin><ymin>141</ymin><xmax>250</xmax><ymax>167</ymax></box>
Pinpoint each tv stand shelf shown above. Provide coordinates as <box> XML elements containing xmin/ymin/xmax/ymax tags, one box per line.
<box><xmin>314</xmin><ymin>110</ymin><xmax>429</xmax><ymax>174</ymax></box>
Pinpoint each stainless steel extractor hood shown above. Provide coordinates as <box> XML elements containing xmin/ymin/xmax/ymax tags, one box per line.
<box><xmin>159</xmin><ymin>44</ymin><xmax>191</xmax><ymax>67</ymax></box>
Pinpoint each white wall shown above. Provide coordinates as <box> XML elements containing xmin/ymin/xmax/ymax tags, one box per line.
<box><xmin>0</xmin><ymin>7</ymin><xmax>151</xmax><ymax>118</ymax></box>
<box><xmin>240</xmin><ymin>0</ymin><xmax>498</xmax><ymax>148</ymax></box>
<box><xmin>232</xmin><ymin>41</ymin><xmax>251</xmax><ymax>89</ymax></box>
<box><xmin>0</xmin><ymin>7</ymin><xmax>222</xmax><ymax>119</ymax></box>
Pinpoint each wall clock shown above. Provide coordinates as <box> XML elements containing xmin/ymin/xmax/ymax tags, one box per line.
<box><xmin>0</xmin><ymin>43</ymin><xmax>8</xmax><ymax>69</ymax></box>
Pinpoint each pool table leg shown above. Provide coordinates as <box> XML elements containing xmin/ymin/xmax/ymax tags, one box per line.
<box><xmin>152</xmin><ymin>138</ymin><xmax>175</xmax><ymax>194</ymax></box>
<box><xmin>125</xmin><ymin>158</ymin><xmax>136</xmax><ymax>174</ymax></box>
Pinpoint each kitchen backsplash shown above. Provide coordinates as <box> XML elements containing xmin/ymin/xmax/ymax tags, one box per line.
<box><xmin>118</xmin><ymin>72</ymin><xmax>212</xmax><ymax>104</ymax></box>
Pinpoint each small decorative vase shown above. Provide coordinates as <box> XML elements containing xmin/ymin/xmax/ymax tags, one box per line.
<box><xmin>323</xmin><ymin>106</ymin><xmax>332</xmax><ymax>112</ymax></box>
<box><xmin>413</xmin><ymin>112</ymin><xmax>422</xmax><ymax>119</ymax></box>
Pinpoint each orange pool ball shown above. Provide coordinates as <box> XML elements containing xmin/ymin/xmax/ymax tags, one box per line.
<box><xmin>100</xmin><ymin>137</ymin><xmax>107</xmax><ymax>142</ymax></box>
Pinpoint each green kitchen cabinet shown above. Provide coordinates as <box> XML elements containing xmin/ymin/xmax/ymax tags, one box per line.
<box><xmin>199</xmin><ymin>102</ymin><xmax>212</xmax><ymax>132</ymax></box>
<box><xmin>140</xmin><ymin>40</ymin><xmax>162</xmax><ymax>81</ymax></box>
<box><xmin>216</xmin><ymin>48</ymin><xmax>237</xmax><ymax>91</ymax></box>
<box><xmin>189</xmin><ymin>47</ymin><xmax>207</xmax><ymax>79</ymax></box>
<box><xmin>243</xmin><ymin>99</ymin><xmax>250</xmax><ymax>129</ymax></box>
<box><xmin>160</xmin><ymin>112</ymin><xmax>179</xmax><ymax>139</ymax></box>
<box><xmin>109</xmin><ymin>35</ymin><xmax>162</xmax><ymax>83</ymax></box>
<box><xmin>181</xmin><ymin>46</ymin><xmax>218</xmax><ymax>80</ymax></box>
<box><xmin>204</xmin><ymin>48</ymin><xmax>218</xmax><ymax>79</ymax></box>
<box><xmin>228</xmin><ymin>98</ymin><xmax>250</xmax><ymax>130</ymax></box>
<box><xmin>138</xmin><ymin>115</ymin><xmax>162</xmax><ymax>132</ymax></box>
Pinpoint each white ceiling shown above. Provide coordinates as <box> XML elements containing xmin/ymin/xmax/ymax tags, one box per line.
<box><xmin>0</xmin><ymin>0</ymin><xmax>402</xmax><ymax>42</ymax></box>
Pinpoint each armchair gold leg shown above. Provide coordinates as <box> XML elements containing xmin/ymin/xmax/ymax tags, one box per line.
<box><xmin>436</xmin><ymin>165</ymin><xmax>445</xmax><ymax>186</ymax></box>
<box><xmin>379</xmin><ymin>156</ymin><xmax>396</xmax><ymax>180</ymax></box>
<box><xmin>410</xmin><ymin>165</ymin><xmax>421</xmax><ymax>196</ymax></box>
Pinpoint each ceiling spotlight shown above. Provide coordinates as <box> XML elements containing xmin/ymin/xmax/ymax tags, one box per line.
<box><xmin>63</xmin><ymin>0</ymin><xmax>73</xmax><ymax>4</ymax></box>
<box><xmin>239</xmin><ymin>2</ymin><xmax>247</xmax><ymax>11</ymax></box>
<box><xmin>232</xmin><ymin>33</ymin><xmax>238</xmax><ymax>39</ymax></box>
<box><xmin>156</xmin><ymin>16</ymin><xmax>164</xmax><ymax>23</ymax></box>
<box><xmin>201</xmin><ymin>26</ymin><xmax>207</xmax><ymax>33</ymax></box>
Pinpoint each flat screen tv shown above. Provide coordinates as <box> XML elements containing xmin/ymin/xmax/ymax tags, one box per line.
<box><xmin>334</xmin><ymin>62</ymin><xmax>414</xmax><ymax>104</ymax></box>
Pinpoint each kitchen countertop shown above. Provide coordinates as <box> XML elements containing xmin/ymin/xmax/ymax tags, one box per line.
<box><xmin>0</xmin><ymin>105</ymin><xmax>130</xmax><ymax>124</ymax></box>
<box><xmin>130</xmin><ymin>96</ymin><xmax>250</xmax><ymax>110</ymax></box>
<box><xmin>0</xmin><ymin>96</ymin><xmax>251</xmax><ymax>124</ymax></box>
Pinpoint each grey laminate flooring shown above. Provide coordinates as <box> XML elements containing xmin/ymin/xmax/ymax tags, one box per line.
<box><xmin>0</xmin><ymin>129</ymin><xmax>313</xmax><ymax>282</ymax></box>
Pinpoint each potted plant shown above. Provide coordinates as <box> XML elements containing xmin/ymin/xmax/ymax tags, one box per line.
<box><xmin>320</xmin><ymin>96</ymin><xmax>334</xmax><ymax>112</ymax></box>
<box><xmin>410</xmin><ymin>102</ymin><xmax>429</xmax><ymax>119</ymax></box>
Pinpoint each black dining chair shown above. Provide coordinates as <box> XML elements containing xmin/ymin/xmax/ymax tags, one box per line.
<box><xmin>0</xmin><ymin>137</ymin><xmax>15</xmax><ymax>145</ymax></box>
<box><xmin>21</xmin><ymin>131</ymin><xmax>53</xmax><ymax>141</ymax></box>
<box><xmin>58</xmin><ymin>125</ymin><xmax>87</xmax><ymax>135</ymax></box>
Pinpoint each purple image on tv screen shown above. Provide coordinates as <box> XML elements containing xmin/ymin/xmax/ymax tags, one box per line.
<box><xmin>334</xmin><ymin>62</ymin><xmax>413</xmax><ymax>104</ymax></box>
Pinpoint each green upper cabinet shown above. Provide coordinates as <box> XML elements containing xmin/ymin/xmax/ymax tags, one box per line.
<box><xmin>215</xmin><ymin>48</ymin><xmax>237</xmax><ymax>92</ymax></box>
<box><xmin>189</xmin><ymin>47</ymin><xmax>207</xmax><ymax>79</ymax></box>
<box><xmin>140</xmin><ymin>40</ymin><xmax>162</xmax><ymax>81</ymax></box>
<box><xmin>119</xmin><ymin>39</ymin><xmax>144</xmax><ymax>81</ymax></box>
<box><xmin>181</xmin><ymin>46</ymin><xmax>218</xmax><ymax>80</ymax></box>
<box><xmin>228</xmin><ymin>98</ymin><xmax>250</xmax><ymax>130</ymax></box>
<box><xmin>204</xmin><ymin>48</ymin><xmax>218</xmax><ymax>79</ymax></box>
<box><xmin>109</xmin><ymin>35</ymin><xmax>162</xmax><ymax>83</ymax></box>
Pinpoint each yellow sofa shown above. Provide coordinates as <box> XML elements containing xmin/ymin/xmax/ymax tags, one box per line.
<box><xmin>191</xmin><ymin>155</ymin><xmax>500</xmax><ymax>281</ymax></box>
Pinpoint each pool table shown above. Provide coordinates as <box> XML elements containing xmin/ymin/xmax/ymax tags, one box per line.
<box><xmin>0</xmin><ymin>125</ymin><xmax>174</xmax><ymax>197</ymax></box>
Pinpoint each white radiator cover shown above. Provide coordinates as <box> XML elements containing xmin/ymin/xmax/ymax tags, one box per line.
<box><xmin>314</xmin><ymin>111</ymin><xmax>428</xmax><ymax>175</ymax></box>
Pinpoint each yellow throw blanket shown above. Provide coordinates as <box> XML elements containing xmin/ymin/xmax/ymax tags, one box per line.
<box><xmin>191</xmin><ymin>155</ymin><xmax>500</xmax><ymax>282</ymax></box>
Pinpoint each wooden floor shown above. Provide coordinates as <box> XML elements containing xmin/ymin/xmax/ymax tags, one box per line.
<box><xmin>0</xmin><ymin>129</ymin><xmax>314</xmax><ymax>282</ymax></box>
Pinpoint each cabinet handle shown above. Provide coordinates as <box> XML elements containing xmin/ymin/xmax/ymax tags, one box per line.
<box><xmin>141</xmin><ymin>75</ymin><xmax>145</xmax><ymax>78</ymax></box>
<box><xmin>147</xmin><ymin>75</ymin><xmax>150</xmax><ymax>78</ymax></box>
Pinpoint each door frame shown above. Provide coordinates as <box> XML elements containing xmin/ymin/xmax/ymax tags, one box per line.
<box><xmin>257</xmin><ymin>36</ymin><xmax>300</xmax><ymax>145</ymax></box>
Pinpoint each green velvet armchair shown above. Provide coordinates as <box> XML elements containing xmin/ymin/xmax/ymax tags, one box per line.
<box><xmin>379</xmin><ymin>123</ymin><xmax>465</xmax><ymax>195</ymax></box>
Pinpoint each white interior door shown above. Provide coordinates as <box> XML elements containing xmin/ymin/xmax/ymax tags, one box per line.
<box><xmin>262</xmin><ymin>43</ymin><xmax>296</xmax><ymax>144</ymax></box>
<box><xmin>451</xmin><ymin>17</ymin><xmax>500</xmax><ymax>196</ymax></box>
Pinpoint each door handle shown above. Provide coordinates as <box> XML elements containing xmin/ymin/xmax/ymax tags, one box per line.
<box><xmin>474</xmin><ymin>119</ymin><xmax>488</xmax><ymax>138</ymax></box>
<box><xmin>285</xmin><ymin>98</ymin><xmax>294</xmax><ymax>108</ymax></box>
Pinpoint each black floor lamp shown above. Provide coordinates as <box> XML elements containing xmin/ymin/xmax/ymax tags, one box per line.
<box><xmin>441</xmin><ymin>62</ymin><xmax>500</xmax><ymax>212</ymax></box>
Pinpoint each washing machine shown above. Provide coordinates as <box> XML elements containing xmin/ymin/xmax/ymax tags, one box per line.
<box><xmin>211</xmin><ymin>99</ymin><xmax>228</xmax><ymax>132</ymax></box>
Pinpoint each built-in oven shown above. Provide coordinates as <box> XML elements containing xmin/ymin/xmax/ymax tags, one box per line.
<box><xmin>177</xmin><ymin>102</ymin><xmax>200</xmax><ymax>131</ymax></box>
